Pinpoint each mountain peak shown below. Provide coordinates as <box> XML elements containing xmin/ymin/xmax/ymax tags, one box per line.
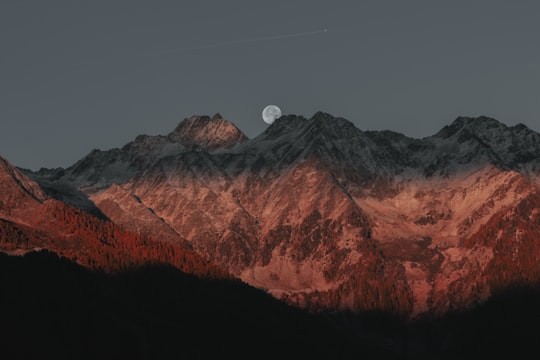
<box><xmin>309</xmin><ymin>111</ymin><xmax>357</xmax><ymax>131</ymax></box>
<box><xmin>310</xmin><ymin>111</ymin><xmax>335</xmax><ymax>122</ymax></box>
<box><xmin>434</xmin><ymin>115</ymin><xmax>507</xmax><ymax>139</ymax></box>
<box><xmin>168</xmin><ymin>114</ymin><xmax>248</xmax><ymax>150</ymax></box>
<box><xmin>260</xmin><ymin>114</ymin><xmax>308</xmax><ymax>140</ymax></box>
<box><xmin>212</xmin><ymin>112</ymin><xmax>224</xmax><ymax>120</ymax></box>
<box><xmin>264</xmin><ymin>112</ymin><xmax>356</xmax><ymax>136</ymax></box>
<box><xmin>0</xmin><ymin>155</ymin><xmax>48</xmax><ymax>208</ymax></box>
<box><xmin>458</xmin><ymin>115</ymin><xmax>504</xmax><ymax>128</ymax></box>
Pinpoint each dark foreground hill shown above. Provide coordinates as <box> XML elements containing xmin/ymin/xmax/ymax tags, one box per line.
<box><xmin>0</xmin><ymin>250</ymin><xmax>368</xmax><ymax>360</ymax></box>
<box><xmin>2</xmin><ymin>250</ymin><xmax>540</xmax><ymax>360</ymax></box>
<box><xmin>0</xmin><ymin>251</ymin><xmax>540</xmax><ymax>359</ymax></box>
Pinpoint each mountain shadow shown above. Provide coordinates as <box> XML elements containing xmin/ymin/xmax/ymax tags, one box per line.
<box><xmin>0</xmin><ymin>250</ymin><xmax>378</xmax><ymax>360</ymax></box>
<box><xmin>330</xmin><ymin>283</ymin><xmax>540</xmax><ymax>359</ymax></box>
<box><xmin>2</xmin><ymin>247</ymin><xmax>540</xmax><ymax>359</ymax></box>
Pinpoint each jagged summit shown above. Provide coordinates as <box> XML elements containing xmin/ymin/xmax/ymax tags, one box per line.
<box><xmin>270</xmin><ymin>111</ymin><xmax>354</xmax><ymax>127</ymax></box>
<box><xmin>4</xmin><ymin>110</ymin><xmax>540</xmax><ymax>320</ymax></box>
<box><xmin>308</xmin><ymin>111</ymin><xmax>359</xmax><ymax>136</ymax></box>
<box><xmin>261</xmin><ymin>114</ymin><xmax>307</xmax><ymax>139</ymax></box>
<box><xmin>27</xmin><ymin>113</ymin><xmax>249</xmax><ymax>192</ymax></box>
<box><xmin>310</xmin><ymin>111</ymin><xmax>341</xmax><ymax>122</ymax></box>
<box><xmin>427</xmin><ymin>115</ymin><xmax>540</xmax><ymax>169</ymax></box>
<box><xmin>261</xmin><ymin>111</ymin><xmax>359</xmax><ymax>141</ymax></box>
<box><xmin>168</xmin><ymin>114</ymin><xmax>248</xmax><ymax>150</ymax></box>
<box><xmin>25</xmin><ymin>112</ymin><xmax>540</xmax><ymax>193</ymax></box>
<box><xmin>433</xmin><ymin>115</ymin><xmax>508</xmax><ymax>139</ymax></box>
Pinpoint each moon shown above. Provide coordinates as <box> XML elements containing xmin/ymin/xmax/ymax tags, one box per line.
<box><xmin>262</xmin><ymin>105</ymin><xmax>282</xmax><ymax>124</ymax></box>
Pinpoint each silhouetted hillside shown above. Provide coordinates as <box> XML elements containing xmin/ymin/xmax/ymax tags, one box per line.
<box><xmin>332</xmin><ymin>285</ymin><xmax>540</xmax><ymax>359</ymax></box>
<box><xmin>0</xmin><ymin>250</ymin><xmax>374</xmax><ymax>360</ymax></box>
<box><xmin>2</xmin><ymin>250</ymin><xmax>540</xmax><ymax>359</ymax></box>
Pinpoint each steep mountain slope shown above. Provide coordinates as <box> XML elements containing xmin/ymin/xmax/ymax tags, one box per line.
<box><xmin>0</xmin><ymin>156</ymin><xmax>47</xmax><ymax>217</ymax></box>
<box><xmin>0</xmin><ymin>155</ymin><xmax>226</xmax><ymax>277</ymax></box>
<box><xmin>25</xmin><ymin>112</ymin><xmax>540</xmax><ymax>317</ymax></box>
<box><xmin>31</xmin><ymin>113</ymin><xmax>247</xmax><ymax>193</ymax></box>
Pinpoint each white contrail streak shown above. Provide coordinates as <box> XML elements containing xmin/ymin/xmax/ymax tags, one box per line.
<box><xmin>175</xmin><ymin>29</ymin><xmax>328</xmax><ymax>52</ymax></box>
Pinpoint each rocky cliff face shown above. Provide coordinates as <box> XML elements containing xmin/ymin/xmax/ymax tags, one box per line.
<box><xmin>0</xmin><ymin>155</ymin><xmax>226</xmax><ymax>278</ymax></box>
<box><xmin>24</xmin><ymin>112</ymin><xmax>540</xmax><ymax>317</ymax></box>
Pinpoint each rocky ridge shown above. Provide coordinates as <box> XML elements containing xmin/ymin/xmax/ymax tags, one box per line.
<box><xmin>20</xmin><ymin>112</ymin><xmax>540</xmax><ymax>317</ymax></box>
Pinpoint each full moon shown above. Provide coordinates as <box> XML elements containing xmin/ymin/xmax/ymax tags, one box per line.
<box><xmin>262</xmin><ymin>105</ymin><xmax>282</xmax><ymax>124</ymax></box>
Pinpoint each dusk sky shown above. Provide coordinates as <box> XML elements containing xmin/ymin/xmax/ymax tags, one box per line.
<box><xmin>1</xmin><ymin>0</ymin><xmax>539</xmax><ymax>170</ymax></box>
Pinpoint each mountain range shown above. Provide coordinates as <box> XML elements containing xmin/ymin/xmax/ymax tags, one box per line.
<box><xmin>1</xmin><ymin>111</ymin><xmax>540</xmax><ymax>358</ymax></box>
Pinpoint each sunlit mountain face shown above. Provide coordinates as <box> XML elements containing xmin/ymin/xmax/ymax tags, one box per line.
<box><xmin>1</xmin><ymin>112</ymin><xmax>539</xmax><ymax>358</ymax></box>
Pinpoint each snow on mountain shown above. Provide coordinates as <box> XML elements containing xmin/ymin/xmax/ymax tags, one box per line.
<box><xmin>425</xmin><ymin>116</ymin><xmax>540</xmax><ymax>176</ymax></box>
<box><xmin>28</xmin><ymin>113</ymin><xmax>247</xmax><ymax>193</ymax></box>
<box><xmin>21</xmin><ymin>112</ymin><xmax>540</xmax><ymax>317</ymax></box>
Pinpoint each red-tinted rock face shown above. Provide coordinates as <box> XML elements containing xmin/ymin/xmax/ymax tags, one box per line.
<box><xmin>0</xmin><ymin>155</ymin><xmax>228</xmax><ymax>279</ymax></box>
<box><xmin>168</xmin><ymin>113</ymin><xmax>248</xmax><ymax>150</ymax></box>
<box><xmin>11</xmin><ymin>113</ymin><xmax>540</xmax><ymax>318</ymax></box>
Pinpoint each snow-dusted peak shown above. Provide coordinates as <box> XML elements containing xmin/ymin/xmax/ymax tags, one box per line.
<box><xmin>260</xmin><ymin>114</ymin><xmax>308</xmax><ymax>140</ymax></box>
<box><xmin>308</xmin><ymin>111</ymin><xmax>359</xmax><ymax>135</ymax></box>
<box><xmin>168</xmin><ymin>114</ymin><xmax>248</xmax><ymax>150</ymax></box>
<box><xmin>310</xmin><ymin>110</ymin><xmax>336</xmax><ymax>122</ymax></box>
<box><xmin>25</xmin><ymin>111</ymin><xmax>540</xmax><ymax>200</ymax></box>
<box><xmin>428</xmin><ymin>116</ymin><xmax>540</xmax><ymax>173</ymax></box>
<box><xmin>433</xmin><ymin>115</ymin><xmax>509</xmax><ymax>140</ymax></box>
<box><xmin>258</xmin><ymin>112</ymin><xmax>359</xmax><ymax>142</ymax></box>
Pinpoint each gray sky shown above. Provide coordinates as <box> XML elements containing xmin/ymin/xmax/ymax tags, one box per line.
<box><xmin>1</xmin><ymin>0</ymin><xmax>539</xmax><ymax>170</ymax></box>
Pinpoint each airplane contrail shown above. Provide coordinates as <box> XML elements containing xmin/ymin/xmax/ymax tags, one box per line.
<box><xmin>173</xmin><ymin>29</ymin><xmax>328</xmax><ymax>53</ymax></box>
